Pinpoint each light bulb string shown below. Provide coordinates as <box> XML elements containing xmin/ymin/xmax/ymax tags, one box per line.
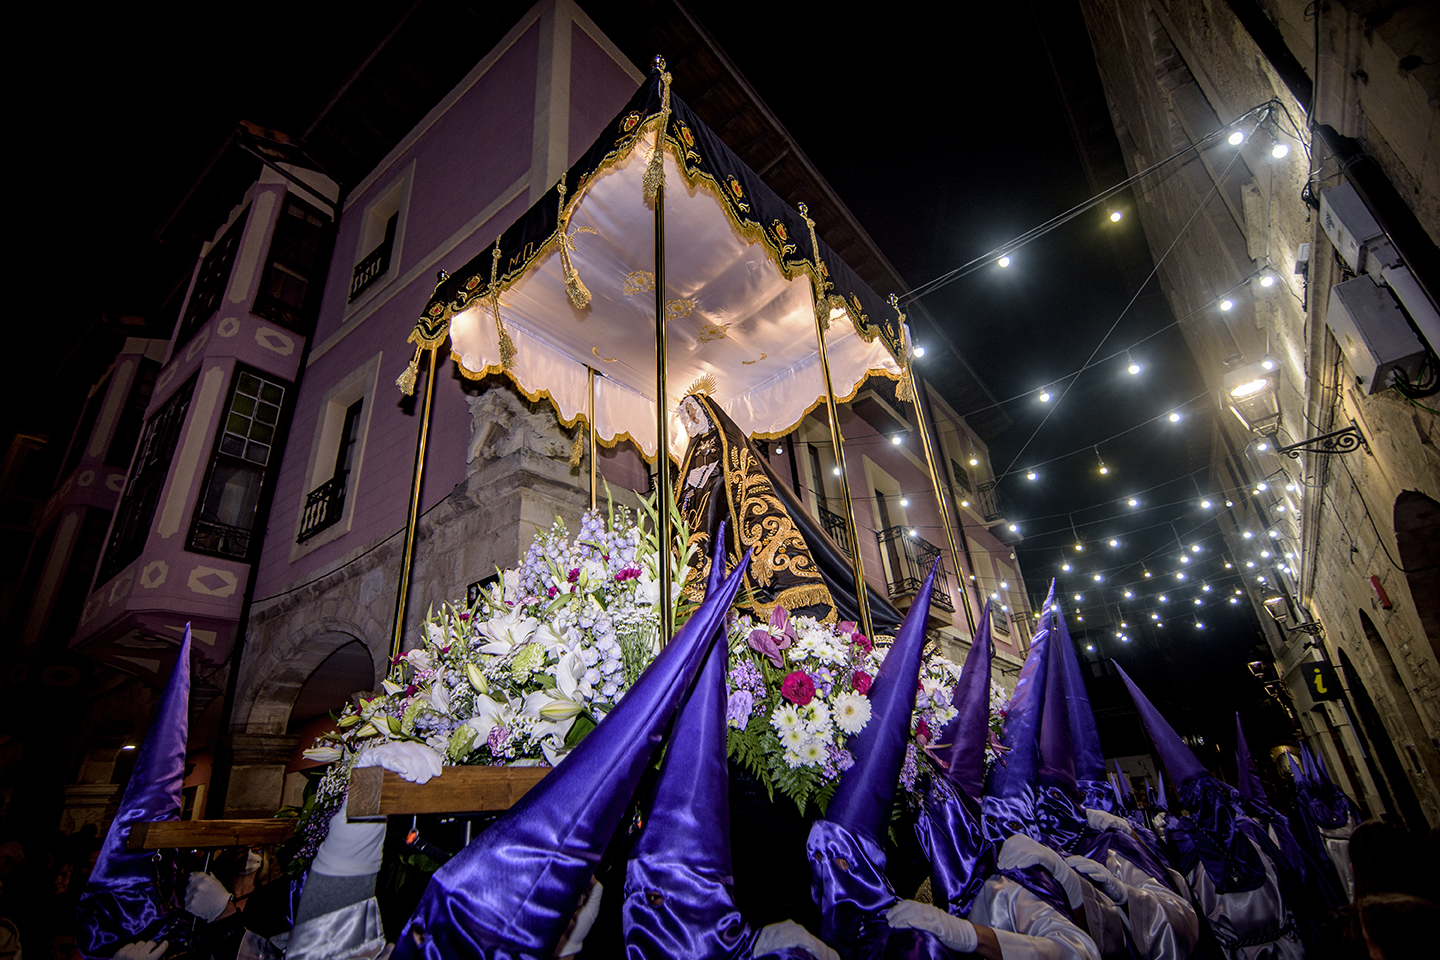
<box><xmin>995</xmin><ymin>126</ymin><xmax>1261</xmax><ymax>485</ymax></box>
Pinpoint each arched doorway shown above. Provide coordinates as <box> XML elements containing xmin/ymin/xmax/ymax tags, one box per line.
<box><xmin>1393</xmin><ymin>490</ymin><xmax>1440</xmax><ymax>667</ymax></box>
<box><xmin>1339</xmin><ymin>636</ymin><xmax>1429</xmax><ymax>833</ymax></box>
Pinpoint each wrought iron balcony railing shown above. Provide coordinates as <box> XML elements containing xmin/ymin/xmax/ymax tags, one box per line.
<box><xmin>349</xmin><ymin>222</ymin><xmax>395</xmax><ymax>302</ymax></box>
<box><xmin>874</xmin><ymin>526</ymin><xmax>954</xmax><ymax>613</ymax></box>
<box><xmin>818</xmin><ymin>504</ymin><xmax>851</xmax><ymax>556</ymax></box>
<box><xmin>189</xmin><ymin>519</ymin><xmax>253</xmax><ymax>560</ymax></box>
<box><xmin>298</xmin><ymin>472</ymin><xmax>349</xmax><ymax>543</ymax></box>
<box><xmin>977</xmin><ymin>480</ymin><xmax>1003</xmax><ymax>523</ymax></box>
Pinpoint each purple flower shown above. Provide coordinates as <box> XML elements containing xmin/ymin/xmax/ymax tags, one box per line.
<box><xmin>488</xmin><ymin>725</ymin><xmax>510</xmax><ymax>753</ymax></box>
<box><xmin>900</xmin><ymin>742</ymin><xmax>919</xmax><ymax>793</ymax></box>
<box><xmin>830</xmin><ymin>746</ymin><xmax>855</xmax><ymax>772</ymax></box>
<box><xmin>748</xmin><ymin>628</ymin><xmax>789</xmax><ymax>668</ymax></box>
<box><xmin>726</xmin><ymin>690</ymin><xmax>754</xmax><ymax>730</ymax></box>
<box><xmin>768</xmin><ymin>606</ymin><xmax>798</xmax><ymax>643</ymax></box>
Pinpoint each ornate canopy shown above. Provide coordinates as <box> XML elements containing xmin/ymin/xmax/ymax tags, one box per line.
<box><xmin>401</xmin><ymin>66</ymin><xmax>909</xmax><ymax>459</ymax></box>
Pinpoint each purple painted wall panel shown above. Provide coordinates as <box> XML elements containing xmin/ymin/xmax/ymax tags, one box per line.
<box><xmin>568</xmin><ymin>23</ymin><xmax>640</xmax><ymax>168</ymax></box>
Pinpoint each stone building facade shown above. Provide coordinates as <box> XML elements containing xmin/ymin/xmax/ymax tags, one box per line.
<box><xmin>1077</xmin><ymin>0</ymin><xmax>1440</xmax><ymax>828</ymax></box>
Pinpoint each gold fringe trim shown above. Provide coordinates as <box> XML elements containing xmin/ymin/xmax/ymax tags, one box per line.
<box><xmin>569</xmin><ymin>429</ymin><xmax>584</xmax><ymax>467</ymax></box>
<box><xmin>643</xmin><ymin>61</ymin><xmax>671</xmax><ymax>203</ymax></box>
<box><xmin>490</xmin><ymin>239</ymin><xmax>515</xmax><ymax>369</ymax></box>
<box><xmin>556</xmin><ymin>174</ymin><xmax>591</xmax><ymax>309</ymax></box>
<box><xmin>396</xmin><ymin>343</ymin><xmax>422</xmax><ymax>395</ymax></box>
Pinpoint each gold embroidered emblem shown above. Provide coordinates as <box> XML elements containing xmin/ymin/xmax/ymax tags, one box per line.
<box><xmin>741</xmin><ymin>353</ymin><xmax>768</xmax><ymax>365</ymax></box>
<box><xmin>697</xmin><ymin>323</ymin><xmax>728</xmax><ymax>342</ymax></box>
<box><xmin>623</xmin><ymin>271</ymin><xmax>655</xmax><ymax>296</ymax></box>
<box><xmin>621</xmin><ymin>112</ymin><xmax>641</xmax><ymax>134</ymax></box>
<box><xmin>592</xmin><ymin>347</ymin><xmax>618</xmax><ymax>362</ymax></box>
<box><xmin>665</xmin><ymin>298</ymin><xmax>697</xmax><ymax>321</ymax></box>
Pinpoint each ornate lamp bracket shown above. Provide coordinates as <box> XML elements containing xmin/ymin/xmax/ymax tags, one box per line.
<box><xmin>1273</xmin><ymin>420</ymin><xmax>1369</xmax><ymax>459</ymax></box>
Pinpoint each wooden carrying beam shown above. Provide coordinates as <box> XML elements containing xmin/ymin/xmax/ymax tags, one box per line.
<box><xmin>346</xmin><ymin>765</ymin><xmax>549</xmax><ymax>817</ymax></box>
<box><xmin>126</xmin><ymin>819</ymin><xmax>296</xmax><ymax>850</ymax></box>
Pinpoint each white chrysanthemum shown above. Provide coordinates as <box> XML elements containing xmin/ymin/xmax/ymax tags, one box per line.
<box><xmin>932</xmin><ymin>704</ymin><xmax>958</xmax><ymax>729</ymax></box>
<box><xmin>782</xmin><ymin>749</ymin><xmax>805</xmax><ymax>769</ymax></box>
<box><xmin>799</xmin><ymin>739</ymin><xmax>826</xmax><ymax>765</ymax></box>
<box><xmin>771</xmin><ymin>703</ymin><xmax>801</xmax><ymax>732</ymax></box>
<box><xmin>803</xmin><ymin>701</ymin><xmax>832</xmax><ymax>735</ymax></box>
<box><xmin>833</xmin><ymin>691</ymin><xmax>872</xmax><ymax>734</ymax></box>
<box><xmin>780</xmin><ymin>726</ymin><xmax>807</xmax><ymax>750</ymax></box>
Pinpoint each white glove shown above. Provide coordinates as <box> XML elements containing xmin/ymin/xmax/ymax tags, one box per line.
<box><xmin>356</xmin><ymin>740</ymin><xmax>444</xmax><ymax>784</ymax></box>
<box><xmin>555</xmin><ymin>878</ymin><xmax>603</xmax><ymax>956</ymax></box>
<box><xmin>311</xmin><ymin>805</ymin><xmax>386</xmax><ymax>877</ymax></box>
<box><xmin>1085</xmin><ymin>808</ymin><xmax>1133</xmax><ymax>835</ymax></box>
<box><xmin>1065</xmin><ymin>855</ymin><xmax>1129</xmax><ymax>905</ymax></box>
<box><xmin>998</xmin><ymin>833</ymin><xmax>1084</xmax><ymax>909</ymax></box>
<box><xmin>753</xmin><ymin>919</ymin><xmax>840</xmax><ymax>960</ymax></box>
<box><xmin>184</xmin><ymin>871</ymin><xmax>232</xmax><ymax>920</ymax></box>
<box><xmin>886</xmin><ymin>899</ymin><xmax>979</xmax><ymax>953</ymax></box>
<box><xmin>114</xmin><ymin>940</ymin><xmax>169</xmax><ymax>960</ymax></box>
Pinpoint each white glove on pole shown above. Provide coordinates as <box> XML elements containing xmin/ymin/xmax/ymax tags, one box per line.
<box><xmin>1085</xmin><ymin>808</ymin><xmax>1134</xmax><ymax>836</ymax></box>
<box><xmin>310</xmin><ymin>805</ymin><xmax>387</xmax><ymax>878</ymax></box>
<box><xmin>886</xmin><ymin>899</ymin><xmax>980</xmax><ymax>953</ymax></box>
<box><xmin>355</xmin><ymin>741</ymin><xmax>444</xmax><ymax>784</ymax></box>
<box><xmin>998</xmin><ymin>834</ymin><xmax>1085</xmax><ymax>909</ymax></box>
<box><xmin>752</xmin><ymin>920</ymin><xmax>840</xmax><ymax>960</ymax></box>
<box><xmin>1065</xmin><ymin>855</ymin><xmax>1129</xmax><ymax>905</ymax></box>
<box><xmin>113</xmin><ymin>940</ymin><xmax>170</xmax><ymax>960</ymax></box>
<box><xmin>184</xmin><ymin>871</ymin><xmax>232</xmax><ymax>920</ymax></box>
<box><xmin>555</xmin><ymin>879</ymin><xmax>603</xmax><ymax>957</ymax></box>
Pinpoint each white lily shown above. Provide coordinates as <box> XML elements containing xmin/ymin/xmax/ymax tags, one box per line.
<box><xmin>407</xmin><ymin>648</ymin><xmax>434</xmax><ymax>672</ymax></box>
<box><xmin>428</xmin><ymin>682</ymin><xmax>451</xmax><ymax>714</ymax></box>
<box><xmin>381</xmin><ymin>679</ymin><xmax>405</xmax><ymax>696</ymax></box>
<box><xmin>531</xmin><ymin>623</ymin><xmax>570</xmax><ymax>656</ymax></box>
<box><xmin>465</xmin><ymin>692</ymin><xmax>523</xmax><ymax>746</ymax></box>
<box><xmin>476</xmin><ymin>610</ymin><xmax>540</xmax><ymax>655</ymax></box>
<box><xmin>301</xmin><ymin>744</ymin><xmax>343</xmax><ymax>764</ymax></box>
<box><xmin>554</xmin><ymin>647</ymin><xmax>590</xmax><ymax>702</ymax></box>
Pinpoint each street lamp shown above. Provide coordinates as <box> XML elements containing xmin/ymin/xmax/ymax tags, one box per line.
<box><xmin>1224</xmin><ymin>358</ymin><xmax>1282</xmax><ymax>436</ymax></box>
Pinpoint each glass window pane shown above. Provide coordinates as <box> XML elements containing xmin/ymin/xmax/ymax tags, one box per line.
<box><xmin>219</xmin><ymin>434</ymin><xmax>246</xmax><ymax>457</ymax></box>
<box><xmin>232</xmin><ymin>394</ymin><xmax>255</xmax><ymax>417</ymax></box>
<box><xmin>226</xmin><ymin>413</ymin><xmax>250</xmax><ymax>435</ymax></box>
<box><xmin>260</xmin><ymin>383</ymin><xmax>284</xmax><ymax>405</ymax></box>
<box><xmin>238</xmin><ymin>373</ymin><xmax>261</xmax><ymax>396</ymax></box>
<box><xmin>244</xmin><ymin>442</ymin><xmax>270</xmax><ymax>464</ymax></box>
<box><xmin>199</xmin><ymin>462</ymin><xmax>262</xmax><ymax>528</ymax></box>
<box><xmin>255</xmin><ymin>402</ymin><xmax>279</xmax><ymax>425</ymax></box>
<box><xmin>249</xmin><ymin>423</ymin><xmax>274</xmax><ymax>444</ymax></box>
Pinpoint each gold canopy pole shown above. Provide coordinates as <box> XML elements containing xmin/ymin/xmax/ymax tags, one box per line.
<box><xmin>801</xmin><ymin>203</ymin><xmax>874</xmax><ymax>641</ymax></box>
<box><xmin>891</xmin><ymin>295</ymin><xmax>977</xmax><ymax>637</ymax></box>
<box><xmin>648</xmin><ymin>57</ymin><xmax>674</xmax><ymax>644</ymax></box>
<box><xmin>391</xmin><ymin>345</ymin><xmax>438</xmax><ymax>660</ymax></box>
<box><xmin>587</xmin><ymin>367</ymin><xmax>598</xmax><ymax>511</ymax></box>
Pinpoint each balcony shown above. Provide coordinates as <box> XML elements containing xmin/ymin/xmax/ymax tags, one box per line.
<box><xmin>875</xmin><ymin>526</ymin><xmax>954</xmax><ymax>613</ymax></box>
<box><xmin>349</xmin><ymin>214</ymin><xmax>397</xmax><ymax>303</ymax></box>
<box><xmin>188</xmin><ymin>519</ymin><xmax>253</xmax><ymax>560</ymax></box>
<box><xmin>976</xmin><ymin>480</ymin><xmax>1002</xmax><ymax>523</ymax></box>
<box><xmin>818</xmin><ymin>504</ymin><xmax>851</xmax><ymax>556</ymax></box>
<box><xmin>298</xmin><ymin>473</ymin><xmax>348</xmax><ymax>543</ymax></box>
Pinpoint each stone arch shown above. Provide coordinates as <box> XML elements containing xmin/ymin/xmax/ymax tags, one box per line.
<box><xmin>234</xmin><ymin>616</ymin><xmax>384</xmax><ymax>737</ymax></box>
<box><xmin>1393</xmin><ymin>490</ymin><xmax>1440</xmax><ymax>667</ymax></box>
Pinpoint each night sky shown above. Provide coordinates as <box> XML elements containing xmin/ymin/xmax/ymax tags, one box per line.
<box><xmin>21</xmin><ymin>0</ymin><xmax>1288</xmax><ymax>769</ymax></box>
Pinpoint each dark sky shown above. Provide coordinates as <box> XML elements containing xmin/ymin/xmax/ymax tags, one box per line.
<box><xmin>22</xmin><ymin>0</ymin><xmax>1284</xmax><ymax>757</ymax></box>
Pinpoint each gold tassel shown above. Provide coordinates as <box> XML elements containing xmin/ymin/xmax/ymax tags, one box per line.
<box><xmin>896</xmin><ymin>368</ymin><xmax>915</xmax><ymax>403</ymax></box>
<box><xmin>556</xmin><ymin>174</ymin><xmax>591</xmax><ymax>309</ymax></box>
<box><xmin>643</xmin><ymin>60</ymin><xmax>672</xmax><ymax>204</ymax></box>
<box><xmin>490</xmin><ymin>239</ymin><xmax>515</xmax><ymax>369</ymax></box>
<box><xmin>569</xmin><ymin>429</ymin><xmax>585</xmax><ymax>468</ymax></box>
<box><xmin>890</xmin><ymin>293</ymin><xmax>913</xmax><ymax>403</ymax></box>
<box><xmin>396</xmin><ymin>343</ymin><xmax>421</xmax><ymax>395</ymax></box>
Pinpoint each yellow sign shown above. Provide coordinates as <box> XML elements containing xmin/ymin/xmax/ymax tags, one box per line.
<box><xmin>1302</xmin><ymin>663</ymin><xmax>1341</xmax><ymax>702</ymax></box>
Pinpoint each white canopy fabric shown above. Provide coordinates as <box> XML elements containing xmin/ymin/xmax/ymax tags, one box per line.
<box><xmin>445</xmin><ymin>128</ymin><xmax>904</xmax><ymax>460</ymax></box>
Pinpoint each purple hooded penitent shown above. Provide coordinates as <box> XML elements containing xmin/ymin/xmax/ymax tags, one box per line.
<box><xmin>934</xmin><ymin>599</ymin><xmax>997</xmax><ymax>801</ymax></box>
<box><xmin>621</xmin><ymin>563</ymin><xmax>755</xmax><ymax>957</ymax></box>
<box><xmin>980</xmin><ymin>588</ymin><xmax>1054</xmax><ymax>841</ymax></box>
<box><xmin>1034</xmin><ymin>601</ymin><xmax>1086</xmax><ymax>852</ymax></box>
<box><xmin>919</xmin><ymin>600</ymin><xmax>1000</xmax><ymax>916</ymax></box>
<box><xmin>1114</xmin><ymin>663</ymin><xmax>1207</xmax><ymax>791</ymax></box>
<box><xmin>1051</xmin><ymin>604</ymin><xmax>1110</xmax><ymax>811</ymax></box>
<box><xmin>1235</xmin><ymin>713</ymin><xmax>1266</xmax><ymax>800</ymax></box>
<box><xmin>394</xmin><ymin>534</ymin><xmax>750</xmax><ymax>960</ymax></box>
<box><xmin>78</xmin><ymin>624</ymin><xmax>193</xmax><ymax>957</ymax></box>
<box><xmin>807</xmin><ymin>563</ymin><xmax>949</xmax><ymax>959</ymax></box>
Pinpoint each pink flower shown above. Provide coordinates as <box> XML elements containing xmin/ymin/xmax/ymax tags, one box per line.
<box><xmin>853</xmin><ymin>633</ymin><xmax>872</xmax><ymax>654</ymax></box>
<box><xmin>547</xmin><ymin>585</ymin><xmax>559</xmax><ymax>598</ymax></box>
<box><xmin>568</xmin><ymin>568</ymin><xmax>580</xmax><ymax>583</ymax></box>
<box><xmin>851</xmin><ymin>670</ymin><xmax>872</xmax><ymax>694</ymax></box>
<box><xmin>768</xmin><ymin>606</ymin><xmax>798</xmax><ymax>644</ymax></box>
<box><xmin>781</xmin><ymin>671</ymin><xmax>816</xmax><ymax>706</ymax></box>
<box><xmin>916</xmin><ymin>718</ymin><xmax>932</xmax><ymax>745</ymax></box>
<box><xmin>749</xmin><ymin>628</ymin><xmax>788</xmax><ymax>669</ymax></box>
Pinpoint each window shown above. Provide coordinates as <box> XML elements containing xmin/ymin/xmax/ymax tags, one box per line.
<box><xmin>187</xmin><ymin>368</ymin><xmax>290</xmax><ymax>561</ymax></box>
<box><xmin>255</xmin><ymin>194</ymin><xmax>332</xmax><ymax>334</ymax></box>
<box><xmin>98</xmin><ymin>376</ymin><xmax>198</xmax><ymax>584</ymax></box>
<box><xmin>106</xmin><ymin>359</ymin><xmax>160</xmax><ymax>468</ymax></box>
<box><xmin>298</xmin><ymin>398</ymin><xmax>361</xmax><ymax>542</ymax></box>
<box><xmin>347</xmin><ymin>168</ymin><xmax>412</xmax><ymax>306</ymax></box>
<box><xmin>60</xmin><ymin>372</ymin><xmax>110</xmax><ymax>480</ymax></box>
<box><xmin>176</xmin><ymin>208</ymin><xmax>248</xmax><ymax>349</ymax></box>
<box><xmin>949</xmin><ymin>458</ymin><xmax>972</xmax><ymax>495</ymax></box>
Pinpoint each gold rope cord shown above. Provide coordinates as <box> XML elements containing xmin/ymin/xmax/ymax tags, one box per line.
<box><xmin>643</xmin><ymin>62</ymin><xmax>672</xmax><ymax>204</ymax></box>
<box><xmin>490</xmin><ymin>239</ymin><xmax>515</xmax><ymax>369</ymax></box>
<box><xmin>556</xmin><ymin>173</ymin><xmax>592</xmax><ymax>309</ymax></box>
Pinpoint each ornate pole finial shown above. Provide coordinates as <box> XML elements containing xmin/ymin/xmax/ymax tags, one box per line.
<box><xmin>653</xmin><ymin>55</ymin><xmax>666</xmax><ymax>72</ymax></box>
<box><xmin>798</xmin><ymin>202</ymin><xmax>829</xmax><ymax>329</ymax></box>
